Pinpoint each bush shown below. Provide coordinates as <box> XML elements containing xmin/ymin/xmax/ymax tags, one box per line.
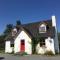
<box><xmin>0</xmin><ymin>50</ymin><xmax>4</xmax><ymax>53</ymax></box>
<box><xmin>21</xmin><ymin>52</ymin><xmax>28</xmax><ymax>56</ymax></box>
<box><xmin>44</xmin><ymin>51</ymin><xmax>54</xmax><ymax>56</ymax></box>
<box><xmin>14</xmin><ymin>52</ymin><xmax>28</xmax><ymax>56</ymax></box>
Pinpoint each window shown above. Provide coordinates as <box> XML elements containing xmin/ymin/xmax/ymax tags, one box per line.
<box><xmin>39</xmin><ymin>27</ymin><xmax>46</xmax><ymax>32</ymax></box>
<box><xmin>40</xmin><ymin>39</ymin><xmax>45</xmax><ymax>47</ymax></box>
<box><xmin>10</xmin><ymin>41</ymin><xmax>14</xmax><ymax>47</ymax></box>
<box><xmin>11</xmin><ymin>44</ymin><xmax>14</xmax><ymax>47</ymax></box>
<box><xmin>39</xmin><ymin>24</ymin><xmax>46</xmax><ymax>33</ymax></box>
<box><xmin>12</xmin><ymin>28</ymin><xmax>17</xmax><ymax>36</ymax></box>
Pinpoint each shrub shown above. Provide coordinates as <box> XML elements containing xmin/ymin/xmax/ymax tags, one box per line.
<box><xmin>0</xmin><ymin>50</ymin><xmax>4</xmax><ymax>53</ymax></box>
<box><xmin>44</xmin><ymin>51</ymin><xmax>54</xmax><ymax>56</ymax></box>
<box><xmin>14</xmin><ymin>52</ymin><xmax>28</xmax><ymax>56</ymax></box>
<box><xmin>21</xmin><ymin>52</ymin><xmax>28</xmax><ymax>56</ymax></box>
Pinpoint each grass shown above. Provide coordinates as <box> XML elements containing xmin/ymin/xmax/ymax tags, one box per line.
<box><xmin>44</xmin><ymin>51</ymin><xmax>55</xmax><ymax>56</ymax></box>
<box><xmin>0</xmin><ymin>49</ymin><xmax>5</xmax><ymax>54</ymax></box>
<box><xmin>12</xmin><ymin>52</ymin><xmax>28</xmax><ymax>56</ymax></box>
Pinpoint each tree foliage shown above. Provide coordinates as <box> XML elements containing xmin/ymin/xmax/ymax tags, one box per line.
<box><xmin>32</xmin><ymin>37</ymin><xmax>43</xmax><ymax>54</ymax></box>
<box><xmin>16</xmin><ymin>20</ymin><xmax>21</xmax><ymax>26</ymax></box>
<box><xmin>4</xmin><ymin>24</ymin><xmax>13</xmax><ymax>36</ymax></box>
<box><xmin>0</xmin><ymin>35</ymin><xmax>5</xmax><ymax>50</ymax></box>
<box><xmin>0</xmin><ymin>24</ymin><xmax>13</xmax><ymax>50</ymax></box>
<box><xmin>16</xmin><ymin>20</ymin><xmax>21</xmax><ymax>31</ymax></box>
<box><xmin>0</xmin><ymin>21</ymin><xmax>20</xmax><ymax>50</ymax></box>
<box><xmin>58</xmin><ymin>32</ymin><xmax>60</xmax><ymax>49</ymax></box>
<box><xmin>58</xmin><ymin>32</ymin><xmax>60</xmax><ymax>41</ymax></box>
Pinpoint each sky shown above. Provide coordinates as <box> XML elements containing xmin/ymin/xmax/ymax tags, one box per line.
<box><xmin>0</xmin><ymin>0</ymin><xmax>60</xmax><ymax>34</ymax></box>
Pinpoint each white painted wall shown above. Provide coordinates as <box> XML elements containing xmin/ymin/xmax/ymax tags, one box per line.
<box><xmin>5</xmin><ymin>41</ymin><xmax>12</xmax><ymax>53</ymax></box>
<box><xmin>36</xmin><ymin>37</ymin><xmax>55</xmax><ymax>54</ymax></box>
<box><xmin>36</xmin><ymin>43</ymin><xmax>46</xmax><ymax>54</ymax></box>
<box><xmin>45</xmin><ymin>37</ymin><xmax>55</xmax><ymax>54</ymax></box>
<box><xmin>14</xmin><ymin>30</ymin><xmax>32</xmax><ymax>54</ymax></box>
<box><xmin>52</xmin><ymin>16</ymin><xmax>59</xmax><ymax>53</ymax></box>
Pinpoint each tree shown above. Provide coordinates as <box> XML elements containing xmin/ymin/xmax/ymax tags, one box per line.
<box><xmin>16</xmin><ymin>20</ymin><xmax>21</xmax><ymax>26</ymax></box>
<box><xmin>4</xmin><ymin>24</ymin><xmax>13</xmax><ymax>36</ymax></box>
<box><xmin>0</xmin><ymin>24</ymin><xmax>13</xmax><ymax>49</ymax></box>
<box><xmin>58</xmin><ymin>32</ymin><xmax>60</xmax><ymax>50</ymax></box>
<box><xmin>32</xmin><ymin>37</ymin><xmax>45</xmax><ymax>54</ymax></box>
<box><xmin>16</xmin><ymin>20</ymin><xmax>21</xmax><ymax>31</ymax></box>
<box><xmin>32</xmin><ymin>37</ymin><xmax>41</xmax><ymax>54</ymax></box>
<box><xmin>0</xmin><ymin>35</ymin><xmax>5</xmax><ymax>50</ymax></box>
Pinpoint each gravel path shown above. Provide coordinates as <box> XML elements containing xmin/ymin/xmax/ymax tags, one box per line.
<box><xmin>0</xmin><ymin>53</ymin><xmax>60</xmax><ymax>60</ymax></box>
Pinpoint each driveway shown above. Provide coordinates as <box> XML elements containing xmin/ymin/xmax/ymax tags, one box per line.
<box><xmin>0</xmin><ymin>53</ymin><xmax>60</xmax><ymax>60</ymax></box>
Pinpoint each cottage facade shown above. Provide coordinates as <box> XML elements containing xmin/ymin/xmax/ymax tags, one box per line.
<box><xmin>5</xmin><ymin>16</ymin><xmax>59</xmax><ymax>54</ymax></box>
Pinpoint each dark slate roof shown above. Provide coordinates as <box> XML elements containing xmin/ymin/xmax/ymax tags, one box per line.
<box><xmin>5</xmin><ymin>33</ymin><xmax>14</xmax><ymax>41</ymax></box>
<box><xmin>5</xmin><ymin>26</ymin><xmax>32</xmax><ymax>41</ymax></box>
<box><xmin>5</xmin><ymin>19</ymin><xmax>55</xmax><ymax>41</ymax></box>
<box><xmin>22</xmin><ymin>19</ymin><xmax>55</xmax><ymax>38</ymax></box>
<box><xmin>14</xmin><ymin>27</ymin><xmax>32</xmax><ymax>39</ymax></box>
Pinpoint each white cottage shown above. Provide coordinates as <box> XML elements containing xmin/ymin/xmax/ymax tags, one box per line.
<box><xmin>5</xmin><ymin>16</ymin><xmax>59</xmax><ymax>54</ymax></box>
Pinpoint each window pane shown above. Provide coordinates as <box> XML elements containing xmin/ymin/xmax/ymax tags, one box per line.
<box><xmin>11</xmin><ymin>44</ymin><xmax>14</xmax><ymax>47</ymax></box>
<box><xmin>42</xmin><ymin>42</ymin><xmax>45</xmax><ymax>45</ymax></box>
<box><xmin>42</xmin><ymin>40</ymin><xmax>45</xmax><ymax>42</ymax></box>
<box><xmin>40</xmin><ymin>38</ymin><xmax>45</xmax><ymax>47</ymax></box>
<box><xmin>39</xmin><ymin>27</ymin><xmax>46</xmax><ymax>32</ymax></box>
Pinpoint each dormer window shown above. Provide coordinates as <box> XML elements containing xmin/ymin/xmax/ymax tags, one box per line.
<box><xmin>39</xmin><ymin>24</ymin><xmax>46</xmax><ymax>33</ymax></box>
<box><xmin>12</xmin><ymin>28</ymin><xmax>17</xmax><ymax>36</ymax></box>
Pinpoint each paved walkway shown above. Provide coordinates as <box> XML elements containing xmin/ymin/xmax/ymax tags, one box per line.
<box><xmin>0</xmin><ymin>53</ymin><xmax>60</xmax><ymax>60</ymax></box>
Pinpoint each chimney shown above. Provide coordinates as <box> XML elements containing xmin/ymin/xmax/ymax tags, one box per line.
<box><xmin>52</xmin><ymin>15</ymin><xmax>59</xmax><ymax>53</ymax></box>
<box><xmin>52</xmin><ymin>16</ymin><xmax>56</xmax><ymax>28</ymax></box>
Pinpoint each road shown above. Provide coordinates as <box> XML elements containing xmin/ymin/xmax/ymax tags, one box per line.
<box><xmin>0</xmin><ymin>53</ymin><xmax>60</xmax><ymax>60</ymax></box>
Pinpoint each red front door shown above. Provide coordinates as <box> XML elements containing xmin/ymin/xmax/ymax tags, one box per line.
<box><xmin>20</xmin><ymin>40</ymin><xmax>25</xmax><ymax>52</ymax></box>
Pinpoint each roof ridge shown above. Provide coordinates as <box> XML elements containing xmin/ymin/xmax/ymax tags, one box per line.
<box><xmin>22</xmin><ymin>19</ymin><xmax>51</xmax><ymax>26</ymax></box>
